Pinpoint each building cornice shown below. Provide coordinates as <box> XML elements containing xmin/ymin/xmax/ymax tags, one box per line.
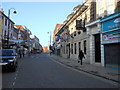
<box><xmin>85</xmin><ymin>19</ymin><xmax>100</xmax><ymax>27</ymax></box>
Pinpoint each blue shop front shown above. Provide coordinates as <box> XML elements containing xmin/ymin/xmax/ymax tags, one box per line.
<box><xmin>101</xmin><ymin>12</ymin><xmax>120</xmax><ymax>69</ymax></box>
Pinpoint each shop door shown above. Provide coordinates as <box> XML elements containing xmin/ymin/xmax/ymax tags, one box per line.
<box><xmin>104</xmin><ymin>43</ymin><xmax>120</xmax><ymax>65</ymax></box>
<box><xmin>94</xmin><ymin>34</ymin><xmax>101</xmax><ymax>62</ymax></box>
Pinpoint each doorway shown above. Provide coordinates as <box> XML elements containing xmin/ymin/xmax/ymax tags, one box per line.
<box><xmin>94</xmin><ymin>34</ymin><xmax>101</xmax><ymax>63</ymax></box>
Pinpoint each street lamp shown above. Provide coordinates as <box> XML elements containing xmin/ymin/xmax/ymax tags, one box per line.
<box><xmin>8</xmin><ymin>8</ymin><xmax>17</xmax><ymax>18</ymax></box>
<box><xmin>47</xmin><ymin>31</ymin><xmax>52</xmax><ymax>55</ymax></box>
<box><xmin>47</xmin><ymin>31</ymin><xmax>52</xmax><ymax>46</ymax></box>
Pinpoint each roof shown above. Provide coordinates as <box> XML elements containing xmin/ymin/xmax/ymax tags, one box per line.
<box><xmin>14</xmin><ymin>25</ymin><xmax>24</xmax><ymax>32</ymax></box>
<box><xmin>52</xmin><ymin>24</ymin><xmax>63</xmax><ymax>40</ymax></box>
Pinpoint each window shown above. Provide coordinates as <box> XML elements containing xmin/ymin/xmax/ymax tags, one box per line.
<box><xmin>78</xmin><ymin>31</ymin><xmax>81</xmax><ymax>35</ymax></box>
<box><xmin>74</xmin><ymin>43</ymin><xmax>77</xmax><ymax>54</ymax></box>
<box><xmin>84</xmin><ymin>40</ymin><xmax>86</xmax><ymax>54</ymax></box>
<box><xmin>78</xmin><ymin>42</ymin><xmax>81</xmax><ymax>53</ymax></box>
<box><xmin>8</xmin><ymin>21</ymin><xmax>10</xmax><ymax>29</ymax></box>
<box><xmin>71</xmin><ymin>44</ymin><xmax>73</xmax><ymax>54</ymax></box>
<box><xmin>106</xmin><ymin>1</ymin><xmax>114</xmax><ymax>15</ymax></box>
<box><xmin>4</xmin><ymin>30</ymin><xmax>7</xmax><ymax>39</ymax></box>
<box><xmin>5</xmin><ymin>18</ymin><xmax>7</xmax><ymax>26</ymax></box>
<box><xmin>76</xmin><ymin>19</ymin><xmax>82</xmax><ymax>30</ymax></box>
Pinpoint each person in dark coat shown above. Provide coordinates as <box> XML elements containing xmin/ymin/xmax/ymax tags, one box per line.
<box><xmin>78</xmin><ymin>50</ymin><xmax>85</xmax><ymax>65</ymax></box>
<box><xmin>18</xmin><ymin>49</ymin><xmax>22</xmax><ymax>58</ymax></box>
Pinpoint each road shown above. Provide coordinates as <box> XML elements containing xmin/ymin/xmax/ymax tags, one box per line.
<box><xmin>2</xmin><ymin>53</ymin><xmax>118</xmax><ymax>88</ymax></box>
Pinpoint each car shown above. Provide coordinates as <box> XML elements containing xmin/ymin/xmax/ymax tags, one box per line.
<box><xmin>0</xmin><ymin>49</ymin><xmax>18</xmax><ymax>72</ymax></box>
<box><xmin>37</xmin><ymin>50</ymin><xmax>41</xmax><ymax>54</ymax></box>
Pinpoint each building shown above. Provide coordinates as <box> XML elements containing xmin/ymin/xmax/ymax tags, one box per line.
<box><xmin>43</xmin><ymin>46</ymin><xmax>49</xmax><ymax>52</ymax></box>
<box><xmin>0</xmin><ymin>10</ymin><xmax>2</xmax><ymax>49</ymax></box>
<box><xmin>30</xmin><ymin>35</ymin><xmax>41</xmax><ymax>53</ymax></box>
<box><xmin>56</xmin><ymin>2</ymin><xmax>89</xmax><ymax>62</ymax></box>
<box><xmin>0</xmin><ymin>8</ymin><xmax>15</xmax><ymax>48</ymax></box>
<box><xmin>100</xmin><ymin>12</ymin><xmax>120</xmax><ymax>69</ymax></box>
<box><xmin>54</xmin><ymin>0</ymin><xmax>120</xmax><ymax>68</ymax></box>
<box><xmin>52</xmin><ymin>24</ymin><xmax>63</xmax><ymax>55</ymax></box>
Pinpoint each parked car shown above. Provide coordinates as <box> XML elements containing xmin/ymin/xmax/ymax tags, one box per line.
<box><xmin>37</xmin><ymin>50</ymin><xmax>41</xmax><ymax>54</ymax></box>
<box><xmin>0</xmin><ymin>49</ymin><xmax>18</xmax><ymax>72</ymax></box>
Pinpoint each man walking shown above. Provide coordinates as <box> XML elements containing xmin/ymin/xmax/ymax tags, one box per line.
<box><xmin>78</xmin><ymin>50</ymin><xmax>85</xmax><ymax>65</ymax></box>
<box><xmin>18</xmin><ymin>49</ymin><xmax>22</xmax><ymax>58</ymax></box>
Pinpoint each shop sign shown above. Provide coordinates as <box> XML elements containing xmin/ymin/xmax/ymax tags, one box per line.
<box><xmin>102</xmin><ymin>30</ymin><xmax>120</xmax><ymax>44</ymax></box>
<box><xmin>102</xmin><ymin>17</ymin><xmax>120</xmax><ymax>32</ymax></box>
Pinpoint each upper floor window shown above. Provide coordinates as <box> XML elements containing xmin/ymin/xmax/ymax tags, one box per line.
<box><xmin>106</xmin><ymin>1</ymin><xmax>115</xmax><ymax>15</ymax></box>
<box><xmin>5</xmin><ymin>18</ymin><xmax>7</xmax><ymax>26</ymax></box>
<box><xmin>8</xmin><ymin>21</ymin><xmax>10</xmax><ymax>29</ymax></box>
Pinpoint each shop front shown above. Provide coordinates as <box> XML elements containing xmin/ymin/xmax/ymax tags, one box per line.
<box><xmin>101</xmin><ymin>12</ymin><xmax>120</xmax><ymax>69</ymax></box>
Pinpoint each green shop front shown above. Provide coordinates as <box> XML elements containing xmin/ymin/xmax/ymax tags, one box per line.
<box><xmin>101</xmin><ymin>12</ymin><xmax>120</xmax><ymax>69</ymax></box>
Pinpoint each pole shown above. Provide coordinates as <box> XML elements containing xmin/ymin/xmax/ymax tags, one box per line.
<box><xmin>49</xmin><ymin>31</ymin><xmax>52</xmax><ymax>56</ymax></box>
<box><xmin>50</xmin><ymin>31</ymin><xmax>51</xmax><ymax>46</ymax></box>
<box><xmin>8</xmin><ymin>9</ymin><xmax>10</xmax><ymax>18</ymax></box>
<box><xmin>8</xmin><ymin>8</ymin><xmax>17</xmax><ymax>19</ymax></box>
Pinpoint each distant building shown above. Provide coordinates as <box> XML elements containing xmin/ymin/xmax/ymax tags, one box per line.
<box><xmin>43</xmin><ymin>46</ymin><xmax>49</xmax><ymax>52</ymax></box>
<box><xmin>52</xmin><ymin>24</ymin><xmax>63</xmax><ymax>55</ymax></box>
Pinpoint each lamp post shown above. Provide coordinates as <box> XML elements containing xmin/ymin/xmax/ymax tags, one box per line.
<box><xmin>8</xmin><ymin>8</ymin><xmax>17</xmax><ymax>18</ymax></box>
<box><xmin>47</xmin><ymin>31</ymin><xmax>52</xmax><ymax>55</ymax></box>
<box><xmin>47</xmin><ymin>31</ymin><xmax>51</xmax><ymax>46</ymax></box>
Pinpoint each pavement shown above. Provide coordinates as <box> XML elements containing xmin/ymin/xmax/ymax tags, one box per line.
<box><xmin>48</xmin><ymin>53</ymin><xmax>120</xmax><ymax>84</ymax></box>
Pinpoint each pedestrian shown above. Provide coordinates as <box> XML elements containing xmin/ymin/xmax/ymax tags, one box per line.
<box><xmin>78</xmin><ymin>50</ymin><xmax>85</xmax><ymax>65</ymax></box>
<box><xmin>18</xmin><ymin>49</ymin><xmax>22</xmax><ymax>58</ymax></box>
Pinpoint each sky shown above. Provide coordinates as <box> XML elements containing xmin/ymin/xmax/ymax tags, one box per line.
<box><xmin>1</xmin><ymin>2</ymin><xmax>82</xmax><ymax>47</ymax></box>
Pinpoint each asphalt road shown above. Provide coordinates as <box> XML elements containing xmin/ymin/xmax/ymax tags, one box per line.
<box><xmin>2</xmin><ymin>53</ymin><xmax>118</xmax><ymax>88</ymax></box>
